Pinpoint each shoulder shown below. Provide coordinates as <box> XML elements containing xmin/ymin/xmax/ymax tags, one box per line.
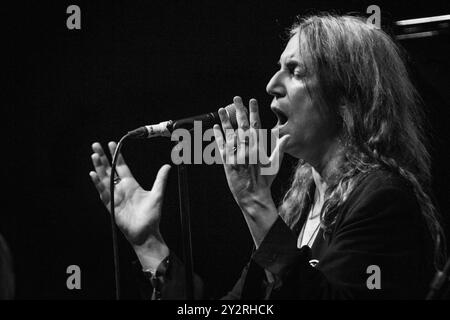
<box><xmin>349</xmin><ymin>169</ymin><xmax>417</xmax><ymax>207</ymax></box>
<box><xmin>328</xmin><ymin>169</ymin><xmax>431</xmax><ymax>262</ymax></box>
<box><xmin>353</xmin><ymin>169</ymin><xmax>414</xmax><ymax>196</ymax></box>
<box><xmin>338</xmin><ymin>169</ymin><xmax>421</xmax><ymax>225</ymax></box>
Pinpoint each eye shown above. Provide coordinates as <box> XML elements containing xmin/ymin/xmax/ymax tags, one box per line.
<box><xmin>286</xmin><ymin>62</ymin><xmax>305</xmax><ymax>78</ymax></box>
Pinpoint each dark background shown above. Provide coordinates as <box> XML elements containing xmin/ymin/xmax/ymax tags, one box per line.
<box><xmin>2</xmin><ymin>0</ymin><xmax>449</xmax><ymax>299</ymax></box>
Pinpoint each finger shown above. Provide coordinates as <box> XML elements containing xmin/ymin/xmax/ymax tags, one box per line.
<box><xmin>234</xmin><ymin>96</ymin><xmax>249</xmax><ymax>130</ymax></box>
<box><xmin>236</xmin><ymin>134</ymin><xmax>250</xmax><ymax>164</ymax></box>
<box><xmin>218</xmin><ymin>107</ymin><xmax>234</xmax><ymax>132</ymax></box>
<box><xmin>89</xmin><ymin>171</ymin><xmax>110</xmax><ymax>203</ymax></box>
<box><xmin>218</xmin><ymin>108</ymin><xmax>236</xmax><ymax>152</ymax></box>
<box><xmin>151</xmin><ymin>164</ymin><xmax>172</xmax><ymax>197</ymax></box>
<box><xmin>269</xmin><ymin>134</ymin><xmax>290</xmax><ymax>162</ymax></box>
<box><xmin>234</xmin><ymin>97</ymin><xmax>251</xmax><ymax>163</ymax></box>
<box><xmin>213</xmin><ymin>124</ymin><xmax>225</xmax><ymax>157</ymax></box>
<box><xmin>91</xmin><ymin>153</ymin><xmax>108</xmax><ymax>179</ymax></box>
<box><xmin>108</xmin><ymin>141</ymin><xmax>119</xmax><ymax>160</ymax></box>
<box><xmin>108</xmin><ymin>141</ymin><xmax>133</xmax><ymax>178</ymax></box>
<box><xmin>92</xmin><ymin>142</ymin><xmax>111</xmax><ymax>171</ymax></box>
<box><xmin>268</xmin><ymin>134</ymin><xmax>291</xmax><ymax>172</ymax></box>
<box><xmin>249</xmin><ymin>99</ymin><xmax>261</xmax><ymax>129</ymax></box>
<box><xmin>246</xmin><ymin>128</ymin><xmax>259</xmax><ymax>165</ymax></box>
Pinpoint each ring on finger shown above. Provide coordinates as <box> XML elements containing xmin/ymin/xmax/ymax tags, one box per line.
<box><xmin>233</xmin><ymin>141</ymin><xmax>248</xmax><ymax>153</ymax></box>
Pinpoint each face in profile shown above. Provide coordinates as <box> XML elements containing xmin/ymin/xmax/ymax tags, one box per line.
<box><xmin>266</xmin><ymin>31</ymin><xmax>340</xmax><ymax>166</ymax></box>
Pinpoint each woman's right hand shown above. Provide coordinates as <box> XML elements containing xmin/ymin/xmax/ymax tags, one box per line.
<box><xmin>89</xmin><ymin>142</ymin><xmax>171</xmax><ymax>254</ymax></box>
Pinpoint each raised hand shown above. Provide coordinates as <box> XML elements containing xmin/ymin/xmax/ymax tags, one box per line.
<box><xmin>213</xmin><ymin>96</ymin><xmax>290</xmax><ymax>246</ymax></box>
<box><xmin>89</xmin><ymin>142</ymin><xmax>171</xmax><ymax>247</ymax></box>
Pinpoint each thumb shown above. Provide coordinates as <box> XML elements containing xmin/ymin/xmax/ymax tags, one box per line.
<box><xmin>261</xmin><ymin>134</ymin><xmax>290</xmax><ymax>178</ymax></box>
<box><xmin>151</xmin><ymin>164</ymin><xmax>172</xmax><ymax>197</ymax></box>
<box><xmin>269</xmin><ymin>134</ymin><xmax>291</xmax><ymax>165</ymax></box>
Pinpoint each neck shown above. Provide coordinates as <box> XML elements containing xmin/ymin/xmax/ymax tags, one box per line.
<box><xmin>311</xmin><ymin>168</ymin><xmax>327</xmax><ymax>204</ymax></box>
<box><xmin>310</xmin><ymin>137</ymin><xmax>344</xmax><ymax>201</ymax></box>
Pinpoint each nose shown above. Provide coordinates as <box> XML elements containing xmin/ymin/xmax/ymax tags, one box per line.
<box><xmin>266</xmin><ymin>70</ymin><xmax>286</xmax><ymax>98</ymax></box>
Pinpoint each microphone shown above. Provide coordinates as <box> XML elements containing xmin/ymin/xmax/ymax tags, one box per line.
<box><xmin>127</xmin><ymin>104</ymin><xmax>238</xmax><ymax>138</ymax></box>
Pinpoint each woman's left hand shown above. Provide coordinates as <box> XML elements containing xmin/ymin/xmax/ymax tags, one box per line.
<box><xmin>213</xmin><ymin>96</ymin><xmax>290</xmax><ymax>247</ymax></box>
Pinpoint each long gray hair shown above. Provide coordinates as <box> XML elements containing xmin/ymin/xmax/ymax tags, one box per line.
<box><xmin>278</xmin><ymin>14</ymin><xmax>446</xmax><ymax>268</ymax></box>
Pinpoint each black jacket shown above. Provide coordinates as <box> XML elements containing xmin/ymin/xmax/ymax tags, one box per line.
<box><xmin>135</xmin><ymin>169</ymin><xmax>435</xmax><ymax>300</ymax></box>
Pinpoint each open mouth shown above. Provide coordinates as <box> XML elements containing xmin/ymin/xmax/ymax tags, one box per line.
<box><xmin>272</xmin><ymin>107</ymin><xmax>288</xmax><ymax>126</ymax></box>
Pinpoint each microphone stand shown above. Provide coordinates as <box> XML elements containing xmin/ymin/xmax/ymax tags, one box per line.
<box><xmin>174</xmin><ymin>142</ymin><xmax>194</xmax><ymax>300</ymax></box>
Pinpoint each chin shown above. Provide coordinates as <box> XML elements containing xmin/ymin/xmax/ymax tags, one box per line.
<box><xmin>282</xmin><ymin>143</ymin><xmax>298</xmax><ymax>159</ymax></box>
<box><xmin>286</xmin><ymin>150</ymin><xmax>301</xmax><ymax>159</ymax></box>
<box><xmin>283</xmin><ymin>139</ymin><xmax>307</xmax><ymax>160</ymax></box>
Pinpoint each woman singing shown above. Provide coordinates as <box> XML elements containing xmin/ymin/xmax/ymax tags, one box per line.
<box><xmin>89</xmin><ymin>14</ymin><xmax>446</xmax><ymax>299</ymax></box>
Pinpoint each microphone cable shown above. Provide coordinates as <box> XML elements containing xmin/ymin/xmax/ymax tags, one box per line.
<box><xmin>109</xmin><ymin>132</ymin><xmax>133</xmax><ymax>300</ymax></box>
<box><xmin>426</xmin><ymin>256</ymin><xmax>450</xmax><ymax>300</ymax></box>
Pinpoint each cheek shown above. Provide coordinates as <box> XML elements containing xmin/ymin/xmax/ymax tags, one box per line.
<box><xmin>284</xmin><ymin>113</ymin><xmax>336</xmax><ymax>159</ymax></box>
<box><xmin>284</xmin><ymin>79</ymin><xmax>337</xmax><ymax>150</ymax></box>
<box><xmin>288</xmin><ymin>90</ymin><xmax>318</xmax><ymax>138</ymax></box>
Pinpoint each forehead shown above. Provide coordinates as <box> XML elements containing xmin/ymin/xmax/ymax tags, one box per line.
<box><xmin>279</xmin><ymin>32</ymin><xmax>301</xmax><ymax>62</ymax></box>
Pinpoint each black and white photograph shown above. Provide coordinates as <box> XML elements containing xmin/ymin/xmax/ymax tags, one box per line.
<box><xmin>2</xmin><ymin>0</ymin><xmax>450</xmax><ymax>307</ymax></box>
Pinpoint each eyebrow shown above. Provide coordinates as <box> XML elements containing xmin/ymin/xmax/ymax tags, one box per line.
<box><xmin>277</xmin><ymin>57</ymin><xmax>302</xmax><ymax>68</ymax></box>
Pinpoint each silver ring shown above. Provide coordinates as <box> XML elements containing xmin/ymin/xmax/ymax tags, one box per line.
<box><xmin>113</xmin><ymin>176</ymin><xmax>121</xmax><ymax>185</ymax></box>
<box><xmin>233</xmin><ymin>140</ymin><xmax>248</xmax><ymax>153</ymax></box>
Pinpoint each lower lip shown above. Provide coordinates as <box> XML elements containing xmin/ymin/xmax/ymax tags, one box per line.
<box><xmin>273</xmin><ymin>122</ymin><xmax>288</xmax><ymax>134</ymax></box>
